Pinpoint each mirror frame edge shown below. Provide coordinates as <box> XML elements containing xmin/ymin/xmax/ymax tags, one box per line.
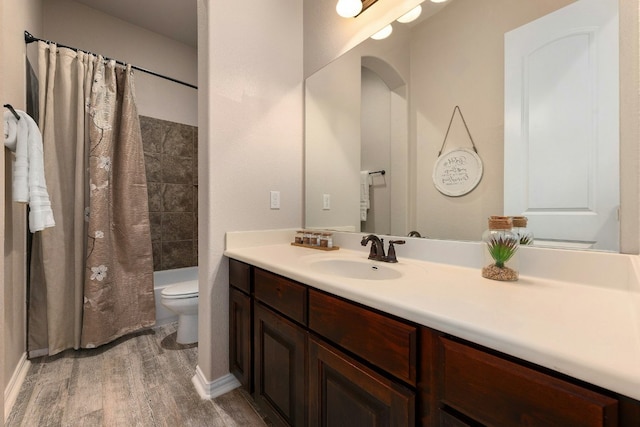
<box><xmin>619</xmin><ymin>0</ymin><xmax>640</xmax><ymax>255</ymax></box>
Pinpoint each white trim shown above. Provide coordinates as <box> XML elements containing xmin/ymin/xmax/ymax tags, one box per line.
<box><xmin>4</xmin><ymin>353</ymin><xmax>30</xmax><ymax>421</ymax></box>
<box><xmin>191</xmin><ymin>365</ymin><xmax>241</xmax><ymax>400</ymax></box>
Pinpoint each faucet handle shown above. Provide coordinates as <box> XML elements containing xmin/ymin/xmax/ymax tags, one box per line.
<box><xmin>368</xmin><ymin>237</ymin><xmax>384</xmax><ymax>260</ymax></box>
<box><xmin>386</xmin><ymin>240</ymin><xmax>405</xmax><ymax>263</ymax></box>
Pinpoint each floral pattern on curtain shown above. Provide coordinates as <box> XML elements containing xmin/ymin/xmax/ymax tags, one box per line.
<box><xmin>81</xmin><ymin>58</ymin><xmax>156</xmax><ymax>348</ymax></box>
<box><xmin>29</xmin><ymin>42</ymin><xmax>155</xmax><ymax>355</ymax></box>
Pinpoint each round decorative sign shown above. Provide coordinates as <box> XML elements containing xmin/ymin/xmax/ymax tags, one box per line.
<box><xmin>432</xmin><ymin>148</ymin><xmax>483</xmax><ymax>197</ymax></box>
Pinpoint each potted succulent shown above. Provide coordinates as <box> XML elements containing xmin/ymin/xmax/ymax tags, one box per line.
<box><xmin>481</xmin><ymin>216</ymin><xmax>519</xmax><ymax>281</ymax></box>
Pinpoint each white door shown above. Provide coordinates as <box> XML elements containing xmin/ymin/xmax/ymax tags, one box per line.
<box><xmin>504</xmin><ymin>0</ymin><xmax>619</xmax><ymax>251</ymax></box>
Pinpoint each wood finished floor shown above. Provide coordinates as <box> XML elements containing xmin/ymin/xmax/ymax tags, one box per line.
<box><xmin>6</xmin><ymin>323</ymin><xmax>269</xmax><ymax>427</ymax></box>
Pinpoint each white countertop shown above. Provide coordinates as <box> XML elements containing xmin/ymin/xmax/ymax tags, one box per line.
<box><xmin>224</xmin><ymin>230</ymin><xmax>640</xmax><ymax>401</ymax></box>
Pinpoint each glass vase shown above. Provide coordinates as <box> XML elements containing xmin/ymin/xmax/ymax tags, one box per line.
<box><xmin>482</xmin><ymin>216</ymin><xmax>519</xmax><ymax>281</ymax></box>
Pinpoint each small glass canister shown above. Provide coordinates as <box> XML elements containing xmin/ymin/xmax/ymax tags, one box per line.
<box><xmin>319</xmin><ymin>232</ymin><xmax>333</xmax><ymax>248</ymax></box>
<box><xmin>481</xmin><ymin>216</ymin><xmax>519</xmax><ymax>281</ymax></box>
<box><xmin>303</xmin><ymin>230</ymin><xmax>312</xmax><ymax>245</ymax></box>
<box><xmin>512</xmin><ymin>216</ymin><xmax>533</xmax><ymax>246</ymax></box>
<box><xmin>295</xmin><ymin>230</ymin><xmax>305</xmax><ymax>244</ymax></box>
<box><xmin>309</xmin><ymin>232</ymin><xmax>319</xmax><ymax>246</ymax></box>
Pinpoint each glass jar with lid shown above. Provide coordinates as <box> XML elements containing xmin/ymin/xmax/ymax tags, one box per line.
<box><xmin>319</xmin><ymin>232</ymin><xmax>333</xmax><ymax>248</ymax></box>
<box><xmin>511</xmin><ymin>216</ymin><xmax>533</xmax><ymax>246</ymax></box>
<box><xmin>481</xmin><ymin>216</ymin><xmax>519</xmax><ymax>281</ymax></box>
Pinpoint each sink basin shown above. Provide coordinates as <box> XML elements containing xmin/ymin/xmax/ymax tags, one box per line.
<box><xmin>307</xmin><ymin>258</ymin><xmax>402</xmax><ymax>281</ymax></box>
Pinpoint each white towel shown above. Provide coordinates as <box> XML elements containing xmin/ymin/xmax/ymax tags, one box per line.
<box><xmin>4</xmin><ymin>110</ymin><xmax>55</xmax><ymax>232</ymax></box>
<box><xmin>360</xmin><ymin>171</ymin><xmax>371</xmax><ymax>221</ymax></box>
<box><xmin>4</xmin><ymin>112</ymin><xmax>28</xmax><ymax>202</ymax></box>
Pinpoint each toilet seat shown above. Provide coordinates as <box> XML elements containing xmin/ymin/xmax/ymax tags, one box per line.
<box><xmin>161</xmin><ymin>282</ymin><xmax>198</xmax><ymax>299</ymax></box>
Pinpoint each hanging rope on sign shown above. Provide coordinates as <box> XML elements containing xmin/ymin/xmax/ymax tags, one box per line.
<box><xmin>432</xmin><ymin>105</ymin><xmax>484</xmax><ymax>197</ymax></box>
<box><xmin>437</xmin><ymin>105</ymin><xmax>479</xmax><ymax>157</ymax></box>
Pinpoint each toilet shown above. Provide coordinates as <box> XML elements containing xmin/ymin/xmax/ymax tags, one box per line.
<box><xmin>160</xmin><ymin>281</ymin><xmax>199</xmax><ymax>344</ymax></box>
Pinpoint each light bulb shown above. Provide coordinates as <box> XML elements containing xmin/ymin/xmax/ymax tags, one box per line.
<box><xmin>336</xmin><ymin>0</ymin><xmax>363</xmax><ymax>18</ymax></box>
<box><xmin>430</xmin><ymin>0</ymin><xmax>448</xmax><ymax>3</ymax></box>
<box><xmin>371</xmin><ymin>24</ymin><xmax>393</xmax><ymax>40</ymax></box>
<box><xmin>397</xmin><ymin>5</ymin><xmax>422</xmax><ymax>23</ymax></box>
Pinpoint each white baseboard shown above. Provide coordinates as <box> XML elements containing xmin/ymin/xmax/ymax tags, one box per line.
<box><xmin>4</xmin><ymin>353</ymin><xmax>30</xmax><ymax>421</ymax></box>
<box><xmin>191</xmin><ymin>365</ymin><xmax>241</xmax><ymax>400</ymax></box>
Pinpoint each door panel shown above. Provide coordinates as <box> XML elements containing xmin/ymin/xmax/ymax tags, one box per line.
<box><xmin>504</xmin><ymin>0</ymin><xmax>619</xmax><ymax>251</ymax></box>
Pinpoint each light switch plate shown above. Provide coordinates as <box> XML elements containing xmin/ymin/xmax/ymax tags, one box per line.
<box><xmin>270</xmin><ymin>191</ymin><xmax>280</xmax><ymax>209</ymax></box>
<box><xmin>322</xmin><ymin>194</ymin><xmax>331</xmax><ymax>210</ymax></box>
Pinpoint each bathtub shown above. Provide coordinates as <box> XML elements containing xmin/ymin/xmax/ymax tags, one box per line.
<box><xmin>154</xmin><ymin>266</ymin><xmax>198</xmax><ymax>326</ymax></box>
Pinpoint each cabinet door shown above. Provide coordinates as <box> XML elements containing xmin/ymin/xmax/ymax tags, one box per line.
<box><xmin>229</xmin><ymin>287</ymin><xmax>252</xmax><ymax>392</ymax></box>
<box><xmin>308</xmin><ymin>336</ymin><xmax>415</xmax><ymax>427</ymax></box>
<box><xmin>254</xmin><ymin>302</ymin><xmax>306</xmax><ymax>427</ymax></box>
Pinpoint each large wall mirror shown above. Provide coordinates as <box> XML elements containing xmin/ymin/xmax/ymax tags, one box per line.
<box><xmin>305</xmin><ymin>0</ymin><xmax>631</xmax><ymax>253</ymax></box>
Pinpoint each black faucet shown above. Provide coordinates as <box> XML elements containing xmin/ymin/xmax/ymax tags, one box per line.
<box><xmin>361</xmin><ymin>234</ymin><xmax>386</xmax><ymax>261</ymax></box>
<box><xmin>360</xmin><ymin>235</ymin><xmax>406</xmax><ymax>262</ymax></box>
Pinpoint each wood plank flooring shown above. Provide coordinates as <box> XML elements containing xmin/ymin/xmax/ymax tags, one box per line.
<box><xmin>6</xmin><ymin>323</ymin><xmax>270</xmax><ymax>426</ymax></box>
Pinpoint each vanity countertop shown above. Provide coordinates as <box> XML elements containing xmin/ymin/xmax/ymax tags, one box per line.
<box><xmin>224</xmin><ymin>239</ymin><xmax>640</xmax><ymax>401</ymax></box>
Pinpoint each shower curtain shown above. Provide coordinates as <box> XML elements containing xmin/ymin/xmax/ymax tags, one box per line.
<box><xmin>28</xmin><ymin>41</ymin><xmax>155</xmax><ymax>355</ymax></box>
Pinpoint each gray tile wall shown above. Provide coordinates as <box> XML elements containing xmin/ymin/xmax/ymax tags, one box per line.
<box><xmin>140</xmin><ymin>116</ymin><xmax>198</xmax><ymax>271</ymax></box>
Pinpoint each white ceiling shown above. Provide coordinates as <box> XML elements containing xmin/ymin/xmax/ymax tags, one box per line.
<box><xmin>73</xmin><ymin>0</ymin><xmax>197</xmax><ymax>48</ymax></box>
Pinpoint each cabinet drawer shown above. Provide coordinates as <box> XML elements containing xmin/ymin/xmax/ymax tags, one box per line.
<box><xmin>441</xmin><ymin>338</ymin><xmax>618</xmax><ymax>427</ymax></box>
<box><xmin>229</xmin><ymin>259</ymin><xmax>251</xmax><ymax>294</ymax></box>
<box><xmin>308</xmin><ymin>289</ymin><xmax>417</xmax><ymax>385</ymax></box>
<box><xmin>254</xmin><ymin>268</ymin><xmax>307</xmax><ymax>325</ymax></box>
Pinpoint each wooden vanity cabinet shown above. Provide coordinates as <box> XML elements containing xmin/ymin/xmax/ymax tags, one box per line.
<box><xmin>228</xmin><ymin>259</ymin><xmax>640</xmax><ymax>427</ymax></box>
<box><xmin>229</xmin><ymin>259</ymin><xmax>252</xmax><ymax>392</ymax></box>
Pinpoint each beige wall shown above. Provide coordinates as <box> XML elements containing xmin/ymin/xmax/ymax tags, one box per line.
<box><xmin>197</xmin><ymin>0</ymin><xmax>304</xmax><ymax>384</ymax></box>
<box><xmin>43</xmin><ymin>0</ymin><xmax>197</xmax><ymax>126</ymax></box>
<box><xmin>2</xmin><ymin>0</ymin><xmax>43</xmax><ymax>417</ymax></box>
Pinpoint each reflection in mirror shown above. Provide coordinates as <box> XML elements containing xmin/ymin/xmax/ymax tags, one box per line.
<box><xmin>304</xmin><ymin>0</ymin><xmax>622</xmax><ymax>252</ymax></box>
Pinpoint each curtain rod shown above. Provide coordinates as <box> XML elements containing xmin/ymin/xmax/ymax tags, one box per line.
<box><xmin>24</xmin><ymin>31</ymin><xmax>197</xmax><ymax>90</ymax></box>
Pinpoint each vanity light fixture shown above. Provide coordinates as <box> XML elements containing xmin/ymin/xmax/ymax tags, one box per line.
<box><xmin>396</xmin><ymin>5</ymin><xmax>422</xmax><ymax>23</ymax></box>
<box><xmin>336</xmin><ymin>0</ymin><xmax>363</xmax><ymax>17</ymax></box>
<box><xmin>371</xmin><ymin>24</ymin><xmax>393</xmax><ymax>40</ymax></box>
<box><xmin>336</xmin><ymin>0</ymin><xmax>380</xmax><ymax>18</ymax></box>
<box><xmin>430</xmin><ymin>0</ymin><xmax>448</xmax><ymax>3</ymax></box>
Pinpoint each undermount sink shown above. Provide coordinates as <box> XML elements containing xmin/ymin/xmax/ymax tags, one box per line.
<box><xmin>307</xmin><ymin>258</ymin><xmax>403</xmax><ymax>281</ymax></box>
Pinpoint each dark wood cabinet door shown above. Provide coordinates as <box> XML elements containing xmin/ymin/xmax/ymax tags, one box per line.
<box><xmin>308</xmin><ymin>336</ymin><xmax>415</xmax><ymax>427</ymax></box>
<box><xmin>229</xmin><ymin>287</ymin><xmax>252</xmax><ymax>392</ymax></box>
<box><xmin>254</xmin><ymin>302</ymin><xmax>306</xmax><ymax>427</ymax></box>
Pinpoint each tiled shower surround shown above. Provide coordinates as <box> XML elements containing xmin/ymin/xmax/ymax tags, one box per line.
<box><xmin>140</xmin><ymin>115</ymin><xmax>198</xmax><ymax>271</ymax></box>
